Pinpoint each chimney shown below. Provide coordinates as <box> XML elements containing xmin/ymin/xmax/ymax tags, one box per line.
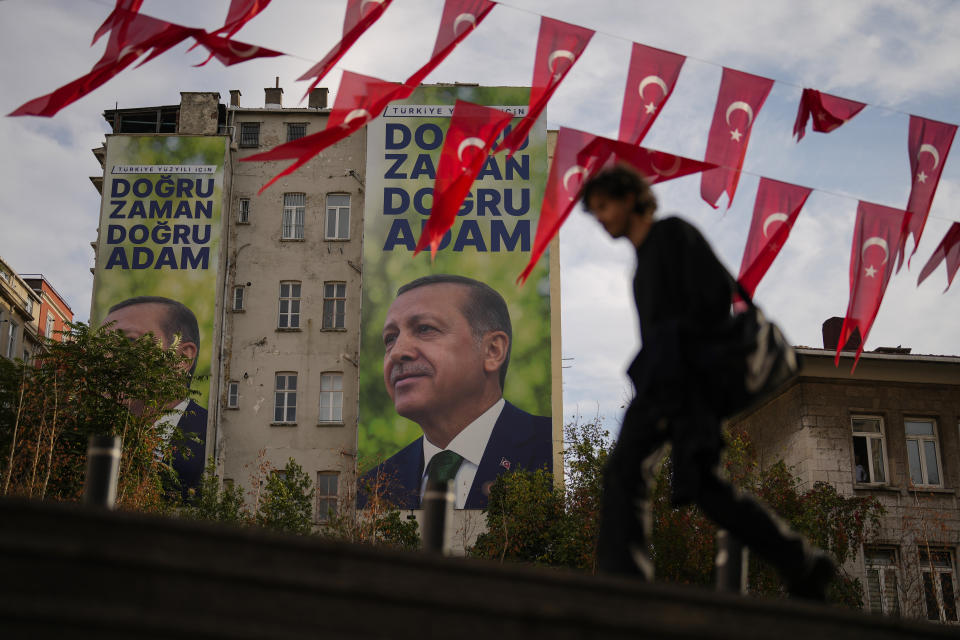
<box><xmin>822</xmin><ymin>317</ymin><xmax>862</xmax><ymax>351</ymax></box>
<box><xmin>265</xmin><ymin>77</ymin><xmax>283</xmax><ymax>108</ymax></box>
<box><xmin>308</xmin><ymin>87</ymin><xmax>329</xmax><ymax>109</ymax></box>
<box><xmin>229</xmin><ymin>89</ymin><xmax>241</xmax><ymax>107</ymax></box>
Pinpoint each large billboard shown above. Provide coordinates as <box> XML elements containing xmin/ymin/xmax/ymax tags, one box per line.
<box><xmin>91</xmin><ymin>135</ymin><xmax>228</xmax><ymax>493</ymax></box>
<box><xmin>359</xmin><ymin>86</ymin><xmax>554</xmax><ymax>510</ymax></box>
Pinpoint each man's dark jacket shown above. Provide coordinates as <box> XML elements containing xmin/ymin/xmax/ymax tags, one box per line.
<box><xmin>359</xmin><ymin>401</ymin><xmax>552</xmax><ymax>509</ymax></box>
<box><xmin>172</xmin><ymin>399</ymin><xmax>208</xmax><ymax>496</ymax></box>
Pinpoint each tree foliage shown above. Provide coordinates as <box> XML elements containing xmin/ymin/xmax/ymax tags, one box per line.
<box><xmin>0</xmin><ymin>322</ymin><xmax>197</xmax><ymax>510</ymax></box>
<box><xmin>255</xmin><ymin>458</ymin><xmax>316</xmax><ymax>535</ymax></box>
<box><xmin>182</xmin><ymin>458</ymin><xmax>249</xmax><ymax>525</ymax></box>
<box><xmin>322</xmin><ymin>467</ymin><xmax>420</xmax><ymax>551</ymax></box>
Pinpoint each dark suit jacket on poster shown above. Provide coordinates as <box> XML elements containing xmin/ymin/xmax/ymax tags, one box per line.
<box><xmin>360</xmin><ymin>401</ymin><xmax>552</xmax><ymax>510</ymax></box>
<box><xmin>172</xmin><ymin>399</ymin><xmax>208</xmax><ymax>497</ymax></box>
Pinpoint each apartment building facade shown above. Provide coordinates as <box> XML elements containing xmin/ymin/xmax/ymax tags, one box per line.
<box><xmin>0</xmin><ymin>256</ymin><xmax>43</xmax><ymax>362</ymax></box>
<box><xmin>730</xmin><ymin>327</ymin><xmax>960</xmax><ymax>623</ymax></box>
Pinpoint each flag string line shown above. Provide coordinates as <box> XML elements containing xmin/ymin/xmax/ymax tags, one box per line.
<box><xmin>77</xmin><ymin>0</ymin><xmax>959</xmax><ymax>227</ymax></box>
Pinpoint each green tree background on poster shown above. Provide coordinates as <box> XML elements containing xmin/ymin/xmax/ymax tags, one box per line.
<box><xmin>358</xmin><ymin>86</ymin><xmax>552</xmax><ymax>474</ymax></box>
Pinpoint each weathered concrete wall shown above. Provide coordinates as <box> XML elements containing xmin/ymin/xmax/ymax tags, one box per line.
<box><xmin>219</xmin><ymin>105</ymin><xmax>363</xmax><ymax>519</ymax></box>
<box><xmin>1</xmin><ymin>498</ymin><xmax>953</xmax><ymax>640</ymax></box>
<box><xmin>178</xmin><ymin>92</ymin><xmax>221</xmax><ymax>135</ymax></box>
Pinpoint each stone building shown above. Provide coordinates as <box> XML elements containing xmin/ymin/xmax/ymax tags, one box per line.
<box><xmin>729</xmin><ymin>321</ymin><xmax>960</xmax><ymax>622</ymax></box>
<box><xmin>0</xmin><ymin>255</ymin><xmax>43</xmax><ymax>362</ymax></box>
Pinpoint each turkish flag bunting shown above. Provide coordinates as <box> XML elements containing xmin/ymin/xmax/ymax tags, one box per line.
<box><xmin>518</xmin><ymin>127</ymin><xmax>611</xmax><ymax>284</ymax></box>
<box><xmin>416</xmin><ymin>101</ymin><xmax>513</xmax><ymax>259</ymax></box>
<box><xmin>897</xmin><ymin>115</ymin><xmax>957</xmax><ymax>270</ymax></box>
<box><xmin>92</xmin><ymin>0</ymin><xmax>143</xmax><ymax>45</ymax></box>
<box><xmin>497</xmin><ymin>17</ymin><xmax>594</xmax><ymax>156</ymax></box>
<box><xmin>736</xmin><ymin>178</ymin><xmax>812</xmax><ymax>297</ymax></box>
<box><xmin>192</xmin><ymin>0</ymin><xmax>274</xmax><ymax>66</ymax></box>
<box><xmin>190</xmin><ymin>32</ymin><xmax>284</xmax><ymax>67</ymax></box>
<box><xmin>836</xmin><ymin>201</ymin><xmax>909</xmax><ymax>371</ymax></box>
<box><xmin>10</xmin><ymin>10</ymin><xmax>196</xmax><ymax>117</ymax></box>
<box><xmin>792</xmin><ymin>89</ymin><xmax>866</xmax><ymax>141</ymax></box>
<box><xmin>242</xmin><ymin>71</ymin><xmax>410</xmax><ymax>193</ymax></box>
<box><xmin>210</xmin><ymin>0</ymin><xmax>272</xmax><ymax>39</ymax></box>
<box><xmin>297</xmin><ymin>0</ymin><xmax>393</xmax><ymax>102</ymax></box>
<box><xmin>700</xmin><ymin>68</ymin><xmax>774</xmax><ymax>209</ymax></box>
<box><xmin>592</xmin><ymin>139</ymin><xmax>718</xmax><ymax>185</ymax></box>
<box><xmin>917</xmin><ymin>222</ymin><xmax>960</xmax><ymax>291</ymax></box>
<box><xmin>618</xmin><ymin>43</ymin><xmax>685</xmax><ymax>144</ymax></box>
<box><xmin>405</xmin><ymin>0</ymin><xmax>495</xmax><ymax>89</ymax></box>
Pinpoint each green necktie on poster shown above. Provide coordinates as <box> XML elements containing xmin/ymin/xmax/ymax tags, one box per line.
<box><xmin>427</xmin><ymin>450</ymin><xmax>463</xmax><ymax>486</ymax></box>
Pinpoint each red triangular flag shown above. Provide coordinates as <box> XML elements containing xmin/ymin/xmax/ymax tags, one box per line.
<box><xmin>737</xmin><ymin>178</ymin><xmax>812</xmax><ymax>297</ymax></box>
<box><xmin>793</xmin><ymin>89</ymin><xmax>866</xmax><ymax>141</ymax></box>
<box><xmin>190</xmin><ymin>32</ymin><xmax>284</xmax><ymax>67</ymax></box>
<box><xmin>700</xmin><ymin>68</ymin><xmax>774</xmax><ymax>209</ymax></box>
<box><xmin>10</xmin><ymin>10</ymin><xmax>196</xmax><ymax>117</ymax></box>
<box><xmin>416</xmin><ymin>101</ymin><xmax>513</xmax><ymax>259</ymax></box>
<box><xmin>598</xmin><ymin>141</ymin><xmax>718</xmax><ymax>185</ymax></box>
<box><xmin>898</xmin><ymin>116</ymin><xmax>957</xmax><ymax>270</ymax></box>
<box><xmin>917</xmin><ymin>222</ymin><xmax>960</xmax><ymax>291</ymax></box>
<box><xmin>518</xmin><ymin>127</ymin><xmax>611</xmax><ymax>284</ymax></box>
<box><xmin>497</xmin><ymin>17</ymin><xmax>594</xmax><ymax>156</ymax></box>
<box><xmin>93</xmin><ymin>0</ymin><xmax>143</xmax><ymax>45</ymax></box>
<box><xmin>242</xmin><ymin>71</ymin><xmax>410</xmax><ymax>193</ymax></box>
<box><xmin>836</xmin><ymin>201</ymin><xmax>909</xmax><ymax>371</ymax></box>
<box><xmin>211</xmin><ymin>0</ymin><xmax>272</xmax><ymax>39</ymax></box>
<box><xmin>192</xmin><ymin>0</ymin><xmax>274</xmax><ymax>66</ymax></box>
<box><xmin>618</xmin><ymin>43</ymin><xmax>685</xmax><ymax>144</ymax></box>
<box><xmin>405</xmin><ymin>0</ymin><xmax>495</xmax><ymax>88</ymax></box>
<box><xmin>297</xmin><ymin>0</ymin><xmax>393</xmax><ymax>102</ymax></box>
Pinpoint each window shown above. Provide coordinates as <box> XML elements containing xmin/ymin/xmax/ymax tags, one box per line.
<box><xmin>239</xmin><ymin>122</ymin><xmax>260</xmax><ymax>147</ymax></box>
<box><xmin>45</xmin><ymin>312</ymin><xmax>55</xmax><ymax>339</ymax></box>
<box><xmin>6</xmin><ymin>321</ymin><xmax>17</xmax><ymax>359</ymax></box>
<box><xmin>323</xmin><ymin>282</ymin><xmax>346</xmax><ymax>329</ymax></box>
<box><xmin>905</xmin><ymin>419</ymin><xmax>942</xmax><ymax>487</ymax></box>
<box><xmin>0</xmin><ymin>268</ymin><xmax>9</xmax><ymax>282</ymax></box>
<box><xmin>24</xmin><ymin>298</ymin><xmax>33</xmax><ymax>314</ymax></box>
<box><xmin>865</xmin><ymin>548</ymin><xmax>901</xmax><ymax>616</ymax></box>
<box><xmin>282</xmin><ymin>193</ymin><xmax>305</xmax><ymax>240</ymax></box>
<box><xmin>227</xmin><ymin>381</ymin><xmax>239</xmax><ymax>409</ymax></box>
<box><xmin>316</xmin><ymin>472</ymin><xmax>339</xmax><ymax>523</ymax></box>
<box><xmin>278</xmin><ymin>282</ymin><xmax>301</xmax><ymax>329</ymax></box>
<box><xmin>326</xmin><ymin>194</ymin><xmax>351</xmax><ymax>240</ymax></box>
<box><xmin>238</xmin><ymin>197</ymin><xmax>250</xmax><ymax>224</ymax></box>
<box><xmin>919</xmin><ymin>548</ymin><xmax>958</xmax><ymax>622</ymax></box>
<box><xmin>852</xmin><ymin>416</ymin><xmax>887</xmax><ymax>484</ymax></box>
<box><xmin>232</xmin><ymin>286</ymin><xmax>245</xmax><ymax>312</ymax></box>
<box><xmin>287</xmin><ymin>123</ymin><xmax>306</xmax><ymax>141</ymax></box>
<box><xmin>274</xmin><ymin>373</ymin><xmax>297</xmax><ymax>423</ymax></box>
<box><xmin>319</xmin><ymin>373</ymin><xmax>343</xmax><ymax>423</ymax></box>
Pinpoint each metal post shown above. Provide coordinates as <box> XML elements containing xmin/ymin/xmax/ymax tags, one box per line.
<box><xmin>421</xmin><ymin>478</ymin><xmax>453</xmax><ymax>554</ymax></box>
<box><xmin>83</xmin><ymin>435</ymin><xmax>121</xmax><ymax>509</ymax></box>
<box><xmin>715</xmin><ymin>529</ymin><xmax>749</xmax><ymax>594</ymax></box>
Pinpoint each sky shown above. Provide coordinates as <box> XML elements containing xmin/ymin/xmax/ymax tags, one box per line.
<box><xmin>1</xmin><ymin>0</ymin><xmax>959</xmax><ymax>433</ymax></box>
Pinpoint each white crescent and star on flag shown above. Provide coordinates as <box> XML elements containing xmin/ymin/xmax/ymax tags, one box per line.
<box><xmin>562</xmin><ymin>164</ymin><xmax>588</xmax><ymax>197</ymax></box>
<box><xmin>547</xmin><ymin>49</ymin><xmax>576</xmax><ymax>79</ymax></box>
<box><xmin>915</xmin><ymin>143</ymin><xmax>940</xmax><ymax>184</ymax></box>
<box><xmin>457</xmin><ymin>136</ymin><xmax>486</xmax><ymax>163</ymax></box>
<box><xmin>637</xmin><ymin>75</ymin><xmax>668</xmax><ymax>115</ymax></box>
<box><xmin>861</xmin><ymin>236</ymin><xmax>890</xmax><ymax>278</ymax></box>
<box><xmin>452</xmin><ymin>12</ymin><xmax>477</xmax><ymax>36</ymax></box>
<box><xmin>762</xmin><ymin>212</ymin><xmax>789</xmax><ymax>238</ymax></box>
<box><xmin>725</xmin><ymin>101</ymin><xmax>754</xmax><ymax>143</ymax></box>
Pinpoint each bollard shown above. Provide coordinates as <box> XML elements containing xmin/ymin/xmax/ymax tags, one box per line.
<box><xmin>715</xmin><ymin>529</ymin><xmax>749</xmax><ymax>594</ymax></box>
<box><xmin>421</xmin><ymin>478</ymin><xmax>454</xmax><ymax>554</ymax></box>
<box><xmin>83</xmin><ymin>434</ymin><xmax>121</xmax><ymax>509</ymax></box>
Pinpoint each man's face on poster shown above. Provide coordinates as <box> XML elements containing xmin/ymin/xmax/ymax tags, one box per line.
<box><xmin>381</xmin><ymin>284</ymin><xmax>489</xmax><ymax>424</ymax></box>
<box><xmin>103</xmin><ymin>302</ymin><xmax>197</xmax><ymax>379</ymax></box>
